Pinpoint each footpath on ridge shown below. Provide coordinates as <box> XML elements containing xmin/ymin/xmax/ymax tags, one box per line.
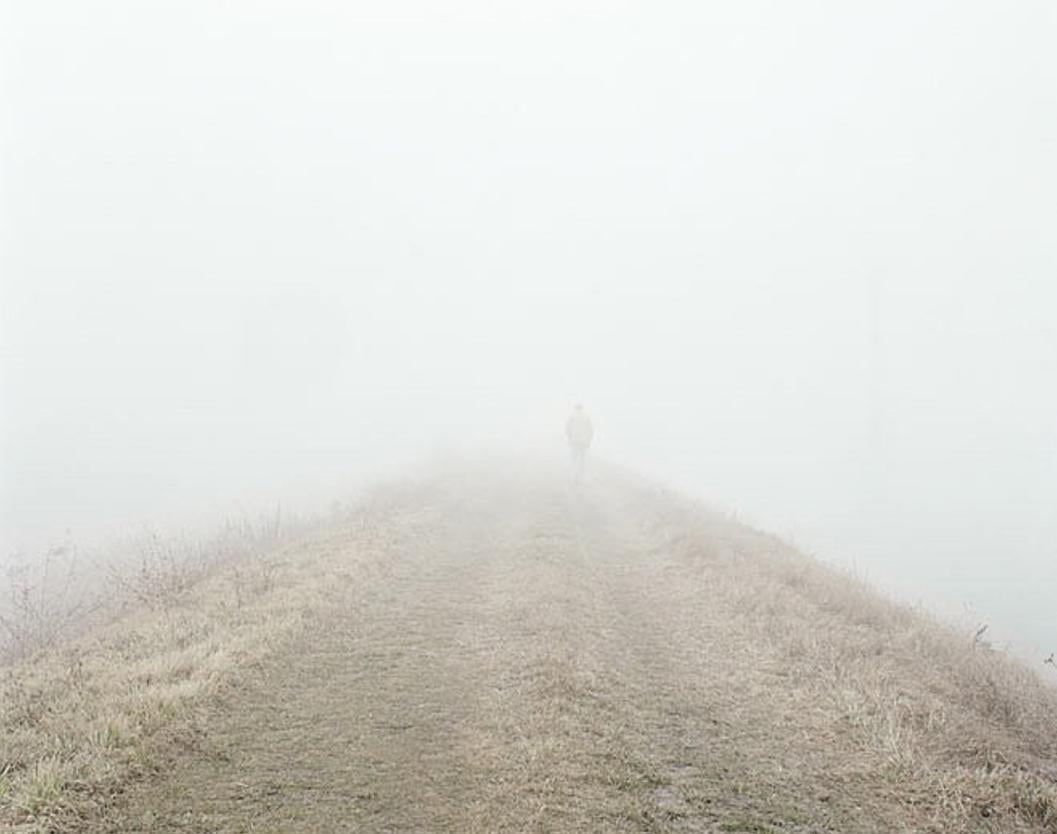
<box><xmin>89</xmin><ymin>470</ymin><xmax>1022</xmax><ymax>834</ymax></box>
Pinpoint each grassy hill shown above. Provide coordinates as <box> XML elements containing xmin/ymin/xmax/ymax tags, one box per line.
<box><xmin>2</xmin><ymin>464</ymin><xmax>1055</xmax><ymax>833</ymax></box>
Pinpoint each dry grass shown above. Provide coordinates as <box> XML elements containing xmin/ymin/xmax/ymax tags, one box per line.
<box><xmin>0</xmin><ymin>509</ymin><xmax>313</xmax><ymax>665</ymax></box>
<box><xmin>2</xmin><ymin>469</ymin><xmax>1056</xmax><ymax>833</ymax></box>
<box><xmin>0</xmin><ymin>491</ymin><xmax>412</xmax><ymax>833</ymax></box>
<box><xmin>649</xmin><ymin>487</ymin><xmax>1057</xmax><ymax>833</ymax></box>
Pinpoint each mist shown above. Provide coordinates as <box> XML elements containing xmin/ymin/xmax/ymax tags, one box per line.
<box><xmin>2</xmin><ymin>1</ymin><xmax>1055</xmax><ymax>654</ymax></box>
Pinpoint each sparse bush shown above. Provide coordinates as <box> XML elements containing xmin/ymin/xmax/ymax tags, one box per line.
<box><xmin>105</xmin><ymin>531</ymin><xmax>207</xmax><ymax>612</ymax></box>
<box><xmin>0</xmin><ymin>507</ymin><xmax>309</xmax><ymax>667</ymax></box>
<box><xmin>0</xmin><ymin>543</ymin><xmax>99</xmax><ymax>663</ymax></box>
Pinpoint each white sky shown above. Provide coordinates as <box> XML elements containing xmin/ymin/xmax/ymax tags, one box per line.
<box><xmin>2</xmin><ymin>1</ymin><xmax>1055</xmax><ymax>651</ymax></box>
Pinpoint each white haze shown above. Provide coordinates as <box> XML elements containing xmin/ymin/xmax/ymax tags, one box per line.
<box><xmin>1</xmin><ymin>2</ymin><xmax>1055</xmax><ymax>654</ymax></box>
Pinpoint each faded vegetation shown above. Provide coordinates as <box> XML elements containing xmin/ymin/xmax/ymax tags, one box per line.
<box><xmin>0</xmin><ymin>498</ymin><xmax>394</xmax><ymax>832</ymax></box>
<box><xmin>0</xmin><ymin>511</ymin><xmax>303</xmax><ymax>664</ymax></box>
<box><xmin>646</xmin><ymin>485</ymin><xmax>1057</xmax><ymax>831</ymax></box>
<box><xmin>1</xmin><ymin>470</ymin><xmax>1056</xmax><ymax>833</ymax></box>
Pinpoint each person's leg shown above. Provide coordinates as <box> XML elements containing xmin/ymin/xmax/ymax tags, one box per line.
<box><xmin>572</xmin><ymin>446</ymin><xmax>586</xmax><ymax>482</ymax></box>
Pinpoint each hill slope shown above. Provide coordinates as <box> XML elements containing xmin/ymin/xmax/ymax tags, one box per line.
<box><xmin>7</xmin><ymin>466</ymin><xmax>1057</xmax><ymax>833</ymax></box>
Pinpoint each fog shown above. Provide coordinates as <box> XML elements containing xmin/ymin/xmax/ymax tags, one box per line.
<box><xmin>2</xmin><ymin>2</ymin><xmax>1055</xmax><ymax>653</ymax></box>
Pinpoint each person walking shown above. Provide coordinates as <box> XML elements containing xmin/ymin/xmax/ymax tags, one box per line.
<box><xmin>565</xmin><ymin>403</ymin><xmax>594</xmax><ymax>480</ymax></box>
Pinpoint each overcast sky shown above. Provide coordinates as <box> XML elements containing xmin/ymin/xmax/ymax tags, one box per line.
<box><xmin>2</xmin><ymin>1</ymin><xmax>1055</xmax><ymax>652</ymax></box>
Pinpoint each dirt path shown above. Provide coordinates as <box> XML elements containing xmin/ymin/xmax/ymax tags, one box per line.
<box><xmin>92</xmin><ymin>474</ymin><xmax>908</xmax><ymax>833</ymax></box>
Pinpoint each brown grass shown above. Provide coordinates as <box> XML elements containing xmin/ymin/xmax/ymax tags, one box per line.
<box><xmin>2</xmin><ymin>469</ymin><xmax>1056</xmax><ymax>833</ymax></box>
<box><xmin>647</xmin><ymin>485</ymin><xmax>1057</xmax><ymax>832</ymax></box>
<box><xmin>0</xmin><ymin>491</ymin><xmax>414</xmax><ymax>833</ymax></box>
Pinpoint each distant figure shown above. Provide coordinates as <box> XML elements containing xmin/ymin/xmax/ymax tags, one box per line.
<box><xmin>565</xmin><ymin>403</ymin><xmax>594</xmax><ymax>479</ymax></box>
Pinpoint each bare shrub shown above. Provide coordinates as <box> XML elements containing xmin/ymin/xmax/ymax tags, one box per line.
<box><xmin>0</xmin><ymin>543</ymin><xmax>99</xmax><ymax>663</ymax></box>
<box><xmin>102</xmin><ymin>505</ymin><xmax>311</xmax><ymax>614</ymax></box>
<box><xmin>0</xmin><ymin>505</ymin><xmax>317</xmax><ymax>670</ymax></box>
<box><xmin>106</xmin><ymin>530</ymin><xmax>208</xmax><ymax>612</ymax></box>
